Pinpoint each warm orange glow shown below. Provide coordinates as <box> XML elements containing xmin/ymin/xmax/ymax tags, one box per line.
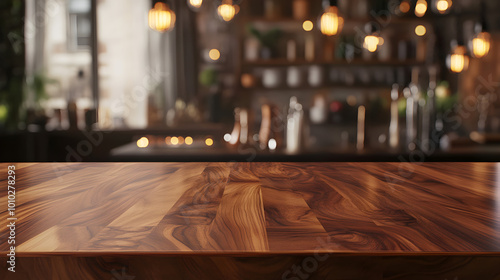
<box><xmin>187</xmin><ymin>0</ymin><xmax>203</xmax><ymax>9</ymax></box>
<box><xmin>320</xmin><ymin>6</ymin><xmax>343</xmax><ymax>36</ymax></box>
<box><xmin>148</xmin><ymin>3</ymin><xmax>176</xmax><ymax>32</ymax></box>
<box><xmin>165</xmin><ymin>136</ymin><xmax>171</xmax><ymax>145</ymax></box>
<box><xmin>472</xmin><ymin>32</ymin><xmax>491</xmax><ymax>58</ymax></box>
<box><xmin>178</xmin><ymin>136</ymin><xmax>185</xmax><ymax>145</ymax></box>
<box><xmin>436</xmin><ymin>0</ymin><xmax>452</xmax><ymax>14</ymax></box>
<box><xmin>185</xmin><ymin>136</ymin><xmax>193</xmax><ymax>145</ymax></box>
<box><xmin>209</xmin><ymin>49</ymin><xmax>220</xmax><ymax>61</ymax></box>
<box><xmin>415</xmin><ymin>25</ymin><xmax>426</xmax><ymax>36</ymax></box>
<box><xmin>137</xmin><ymin>137</ymin><xmax>149</xmax><ymax>148</ymax></box>
<box><xmin>302</xmin><ymin>20</ymin><xmax>313</xmax><ymax>32</ymax></box>
<box><xmin>399</xmin><ymin>1</ymin><xmax>411</xmax><ymax>13</ymax></box>
<box><xmin>415</xmin><ymin>0</ymin><xmax>427</xmax><ymax>17</ymax></box>
<box><xmin>364</xmin><ymin>35</ymin><xmax>381</xmax><ymax>52</ymax></box>
<box><xmin>205</xmin><ymin>138</ymin><xmax>214</xmax><ymax>146</ymax></box>
<box><xmin>217</xmin><ymin>0</ymin><xmax>236</xmax><ymax>22</ymax></box>
<box><xmin>171</xmin><ymin>136</ymin><xmax>179</xmax><ymax>145</ymax></box>
<box><xmin>448</xmin><ymin>46</ymin><xmax>469</xmax><ymax>73</ymax></box>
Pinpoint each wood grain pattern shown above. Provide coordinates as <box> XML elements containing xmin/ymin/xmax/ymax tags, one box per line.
<box><xmin>1</xmin><ymin>162</ymin><xmax>500</xmax><ymax>279</ymax></box>
<box><xmin>1</xmin><ymin>162</ymin><xmax>500</xmax><ymax>254</ymax></box>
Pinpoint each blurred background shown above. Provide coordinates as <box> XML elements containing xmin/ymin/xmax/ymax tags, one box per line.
<box><xmin>1</xmin><ymin>0</ymin><xmax>500</xmax><ymax>162</ymax></box>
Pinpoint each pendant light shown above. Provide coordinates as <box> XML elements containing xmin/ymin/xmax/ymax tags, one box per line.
<box><xmin>415</xmin><ymin>0</ymin><xmax>428</xmax><ymax>17</ymax></box>
<box><xmin>217</xmin><ymin>0</ymin><xmax>236</xmax><ymax>22</ymax></box>
<box><xmin>447</xmin><ymin>18</ymin><xmax>469</xmax><ymax>73</ymax></box>
<box><xmin>363</xmin><ymin>23</ymin><xmax>384</xmax><ymax>53</ymax></box>
<box><xmin>319</xmin><ymin>0</ymin><xmax>344</xmax><ymax>36</ymax></box>
<box><xmin>432</xmin><ymin>0</ymin><xmax>452</xmax><ymax>14</ymax></box>
<box><xmin>148</xmin><ymin>1</ymin><xmax>176</xmax><ymax>32</ymax></box>
<box><xmin>187</xmin><ymin>0</ymin><xmax>203</xmax><ymax>11</ymax></box>
<box><xmin>471</xmin><ymin>1</ymin><xmax>491</xmax><ymax>58</ymax></box>
<box><xmin>447</xmin><ymin>41</ymin><xmax>469</xmax><ymax>73</ymax></box>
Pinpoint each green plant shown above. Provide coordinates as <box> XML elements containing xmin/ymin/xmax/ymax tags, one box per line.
<box><xmin>199</xmin><ymin>68</ymin><xmax>218</xmax><ymax>87</ymax></box>
<box><xmin>28</xmin><ymin>72</ymin><xmax>59</xmax><ymax>108</ymax></box>
<box><xmin>247</xmin><ymin>25</ymin><xmax>283</xmax><ymax>48</ymax></box>
<box><xmin>0</xmin><ymin>0</ymin><xmax>25</xmax><ymax>129</ymax></box>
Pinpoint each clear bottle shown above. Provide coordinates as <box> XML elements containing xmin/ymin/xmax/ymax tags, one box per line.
<box><xmin>286</xmin><ymin>97</ymin><xmax>304</xmax><ymax>154</ymax></box>
<box><xmin>405</xmin><ymin>67</ymin><xmax>420</xmax><ymax>151</ymax></box>
<box><xmin>420</xmin><ymin>66</ymin><xmax>437</xmax><ymax>153</ymax></box>
<box><xmin>389</xmin><ymin>84</ymin><xmax>400</xmax><ymax>149</ymax></box>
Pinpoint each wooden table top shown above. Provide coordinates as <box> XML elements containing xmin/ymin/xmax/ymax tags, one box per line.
<box><xmin>1</xmin><ymin>162</ymin><xmax>500</xmax><ymax>255</ymax></box>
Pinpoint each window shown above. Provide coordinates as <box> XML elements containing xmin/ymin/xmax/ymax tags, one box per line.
<box><xmin>68</xmin><ymin>0</ymin><xmax>91</xmax><ymax>50</ymax></box>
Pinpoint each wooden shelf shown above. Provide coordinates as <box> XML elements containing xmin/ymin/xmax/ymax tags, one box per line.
<box><xmin>242</xmin><ymin>58</ymin><xmax>425</xmax><ymax>67</ymax></box>
<box><xmin>241</xmin><ymin>16</ymin><xmax>435</xmax><ymax>25</ymax></box>
<box><xmin>241</xmin><ymin>84</ymin><xmax>392</xmax><ymax>92</ymax></box>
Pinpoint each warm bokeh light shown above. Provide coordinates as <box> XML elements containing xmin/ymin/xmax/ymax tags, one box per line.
<box><xmin>320</xmin><ymin>6</ymin><xmax>343</xmax><ymax>36</ymax></box>
<box><xmin>165</xmin><ymin>136</ymin><xmax>171</xmax><ymax>145</ymax></box>
<box><xmin>399</xmin><ymin>0</ymin><xmax>411</xmax><ymax>13</ymax></box>
<box><xmin>178</xmin><ymin>136</ymin><xmax>185</xmax><ymax>145</ymax></box>
<box><xmin>205</xmin><ymin>138</ymin><xmax>214</xmax><ymax>146</ymax></box>
<box><xmin>364</xmin><ymin>35</ymin><xmax>380</xmax><ymax>52</ymax></box>
<box><xmin>171</xmin><ymin>136</ymin><xmax>179</xmax><ymax>145</ymax></box>
<box><xmin>137</xmin><ymin>137</ymin><xmax>149</xmax><ymax>148</ymax></box>
<box><xmin>447</xmin><ymin>45</ymin><xmax>469</xmax><ymax>73</ymax></box>
<box><xmin>241</xmin><ymin>74</ymin><xmax>255</xmax><ymax>88</ymax></box>
<box><xmin>217</xmin><ymin>0</ymin><xmax>236</xmax><ymax>22</ymax></box>
<box><xmin>209</xmin><ymin>49</ymin><xmax>220</xmax><ymax>61</ymax></box>
<box><xmin>187</xmin><ymin>0</ymin><xmax>202</xmax><ymax>9</ymax></box>
<box><xmin>415</xmin><ymin>25</ymin><xmax>426</xmax><ymax>36</ymax></box>
<box><xmin>148</xmin><ymin>2</ymin><xmax>176</xmax><ymax>32</ymax></box>
<box><xmin>472</xmin><ymin>32</ymin><xmax>491</xmax><ymax>58</ymax></box>
<box><xmin>435</xmin><ymin>0</ymin><xmax>452</xmax><ymax>14</ymax></box>
<box><xmin>185</xmin><ymin>136</ymin><xmax>193</xmax><ymax>145</ymax></box>
<box><xmin>415</xmin><ymin>0</ymin><xmax>428</xmax><ymax>17</ymax></box>
<box><xmin>302</xmin><ymin>20</ymin><xmax>313</xmax><ymax>32</ymax></box>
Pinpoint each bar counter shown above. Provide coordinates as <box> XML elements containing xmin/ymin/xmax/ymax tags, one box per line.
<box><xmin>1</xmin><ymin>162</ymin><xmax>499</xmax><ymax>279</ymax></box>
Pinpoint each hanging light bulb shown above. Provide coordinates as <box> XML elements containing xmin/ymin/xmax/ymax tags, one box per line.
<box><xmin>364</xmin><ymin>36</ymin><xmax>380</xmax><ymax>52</ymax></box>
<box><xmin>470</xmin><ymin>3</ymin><xmax>491</xmax><ymax>58</ymax></box>
<box><xmin>447</xmin><ymin>41</ymin><xmax>469</xmax><ymax>73</ymax></box>
<box><xmin>472</xmin><ymin>26</ymin><xmax>491</xmax><ymax>58</ymax></box>
<box><xmin>363</xmin><ymin>23</ymin><xmax>384</xmax><ymax>53</ymax></box>
<box><xmin>187</xmin><ymin>0</ymin><xmax>202</xmax><ymax>10</ymax></box>
<box><xmin>217</xmin><ymin>0</ymin><xmax>236</xmax><ymax>22</ymax></box>
<box><xmin>148</xmin><ymin>2</ymin><xmax>176</xmax><ymax>32</ymax></box>
<box><xmin>319</xmin><ymin>0</ymin><xmax>344</xmax><ymax>36</ymax></box>
<box><xmin>415</xmin><ymin>0</ymin><xmax>428</xmax><ymax>17</ymax></box>
<box><xmin>432</xmin><ymin>0</ymin><xmax>452</xmax><ymax>14</ymax></box>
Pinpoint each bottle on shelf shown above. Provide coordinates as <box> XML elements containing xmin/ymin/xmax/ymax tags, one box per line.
<box><xmin>357</xmin><ymin>105</ymin><xmax>366</xmax><ymax>151</ymax></box>
<box><xmin>305</xmin><ymin>33</ymin><xmax>315</xmax><ymax>61</ymax></box>
<box><xmin>229</xmin><ymin>107</ymin><xmax>241</xmax><ymax>145</ymax></box>
<box><xmin>389</xmin><ymin>84</ymin><xmax>400</xmax><ymax>149</ymax></box>
<box><xmin>292</xmin><ymin>0</ymin><xmax>309</xmax><ymax>20</ymax></box>
<box><xmin>420</xmin><ymin>66</ymin><xmax>437</xmax><ymax>153</ymax></box>
<box><xmin>286</xmin><ymin>96</ymin><xmax>304</xmax><ymax>154</ymax></box>
<box><xmin>405</xmin><ymin>67</ymin><xmax>421</xmax><ymax>151</ymax></box>
<box><xmin>67</xmin><ymin>69</ymin><xmax>90</xmax><ymax>130</ymax></box>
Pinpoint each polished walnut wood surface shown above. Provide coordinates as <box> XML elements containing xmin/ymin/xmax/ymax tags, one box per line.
<box><xmin>1</xmin><ymin>162</ymin><xmax>500</xmax><ymax>255</ymax></box>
